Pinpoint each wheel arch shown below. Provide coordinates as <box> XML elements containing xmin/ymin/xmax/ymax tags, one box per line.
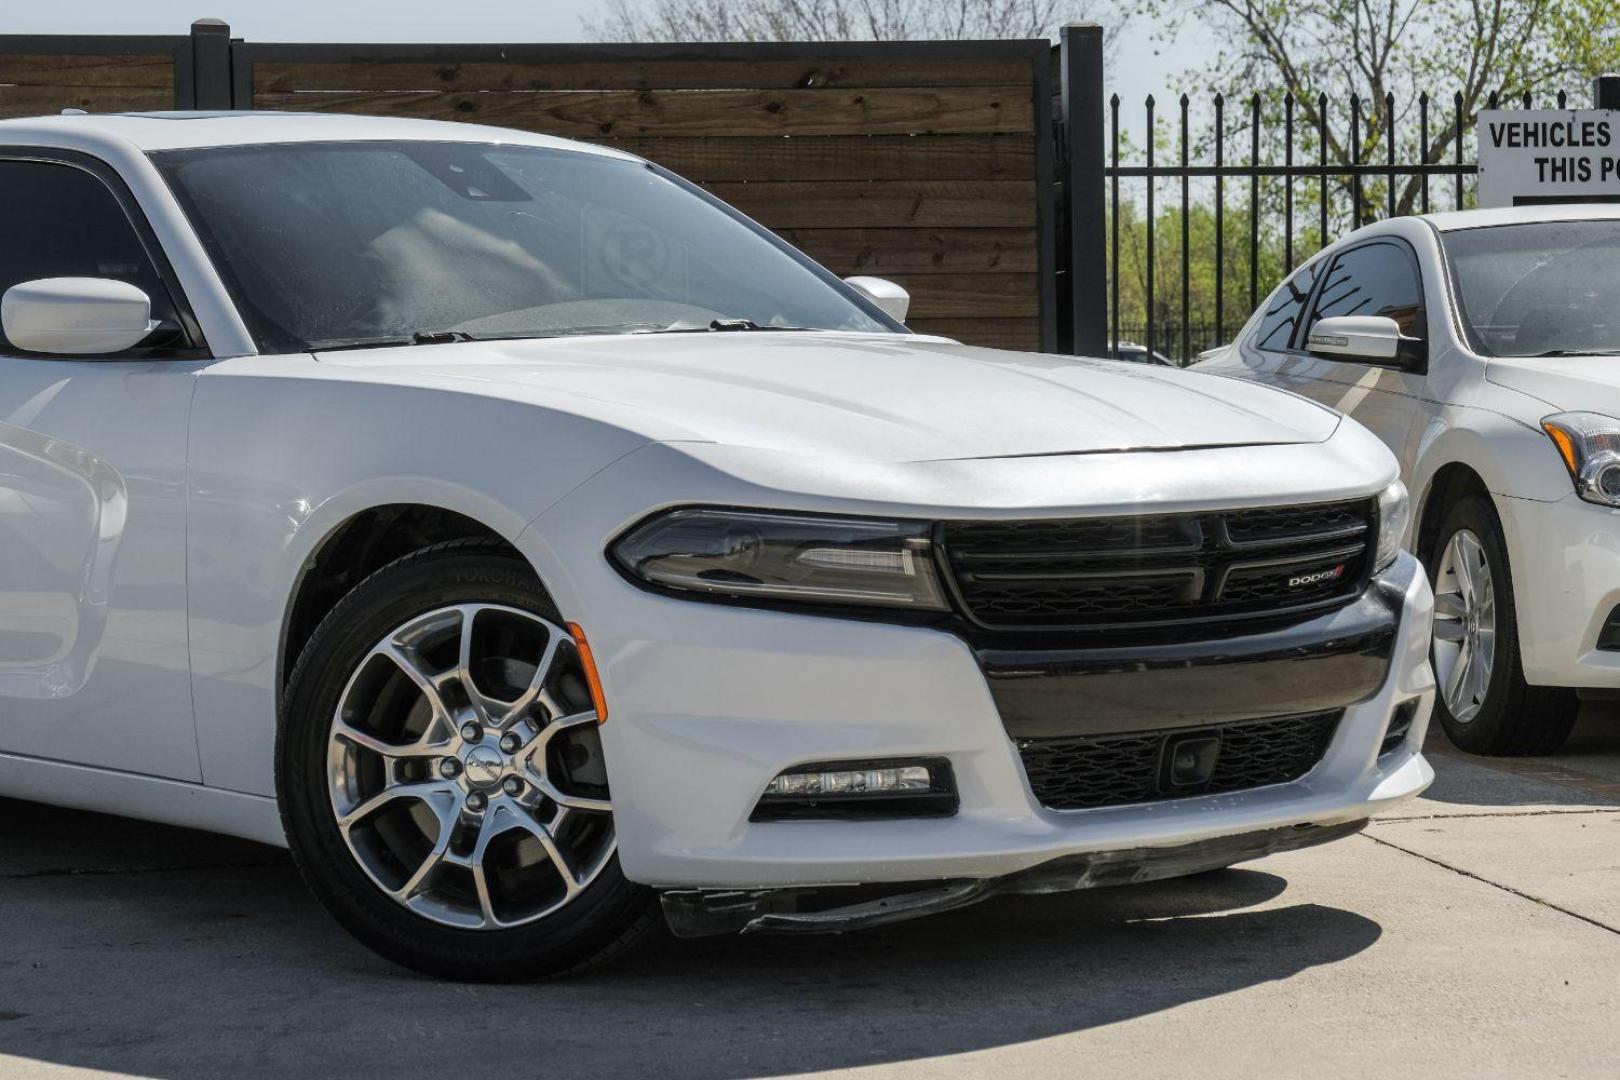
<box><xmin>1414</xmin><ymin>461</ymin><xmax>1491</xmax><ymax>563</ymax></box>
<box><xmin>278</xmin><ymin>501</ymin><xmax>537</xmax><ymax>697</ymax></box>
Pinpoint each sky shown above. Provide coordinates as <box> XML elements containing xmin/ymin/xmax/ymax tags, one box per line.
<box><xmin>3</xmin><ymin>0</ymin><xmax>1201</xmax><ymax>135</ymax></box>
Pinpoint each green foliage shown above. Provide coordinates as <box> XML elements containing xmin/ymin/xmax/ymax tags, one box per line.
<box><xmin>1114</xmin><ymin>0</ymin><xmax>1619</xmax><ymax>354</ymax></box>
<box><xmin>1133</xmin><ymin>0</ymin><xmax>1619</xmax><ymax>213</ymax></box>
<box><xmin>1108</xmin><ymin>197</ymin><xmax>1311</xmax><ymax>358</ymax></box>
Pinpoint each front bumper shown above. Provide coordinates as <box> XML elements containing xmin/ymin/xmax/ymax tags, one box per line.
<box><xmin>534</xmin><ymin>532</ymin><xmax>1435</xmax><ymax>889</ymax></box>
<box><xmin>1496</xmin><ymin>490</ymin><xmax>1620</xmax><ymax>687</ymax></box>
<box><xmin>660</xmin><ymin>817</ymin><xmax>1370</xmax><ymax>936</ymax></box>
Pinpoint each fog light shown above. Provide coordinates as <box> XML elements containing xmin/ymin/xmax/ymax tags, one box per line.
<box><xmin>764</xmin><ymin>765</ymin><xmax>932</xmax><ymax>797</ymax></box>
<box><xmin>751</xmin><ymin>758</ymin><xmax>957</xmax><ymax>821</ymax></box>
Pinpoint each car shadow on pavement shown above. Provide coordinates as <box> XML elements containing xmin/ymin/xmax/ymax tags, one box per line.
<box><xmin>1418</xmin><ymin>703</ymin><xmax>1620</xmax><ymax>809</ymax></box>
<box><xmin>0</xmin><ymin>798</ymin><xmax>1382</xmax><ymax>1080</ymax></box>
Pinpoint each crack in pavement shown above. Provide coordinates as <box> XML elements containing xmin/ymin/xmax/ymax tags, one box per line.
<box><xmin>1361</xmin><ymin>832</ymin><xmax>1620</xmax><ymax>937</ymax></box>
<box><xmin>1372</xmin><ymin>807</ymin><xmax>1620</xmax><ymax>822</ymax></box>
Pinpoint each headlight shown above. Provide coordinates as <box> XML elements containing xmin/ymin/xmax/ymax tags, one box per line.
<box><xmin>1375</xmin><ymin>480</ymin><xmax>1409</xmax><ymax>572</ymax></box>
<box><xmin>611</xmin><ymin>507</ymin><xmax>950</xmax><ymax>610</ymax></box>
<box><xmin>1542</xmin><ymin>412</ymin><xmax>1620</xmax><ymax>507</ymax></box>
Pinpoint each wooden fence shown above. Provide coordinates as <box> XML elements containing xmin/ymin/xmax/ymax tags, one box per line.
<box><xmin>0</xmin><ymin>35</ymin><xmax>194</xmax><ymax>117</ymax></box>
<box><xmin>0</xmin><ymin>23</ymin><xmax>1058</xmax><ymax>352</ymax></box>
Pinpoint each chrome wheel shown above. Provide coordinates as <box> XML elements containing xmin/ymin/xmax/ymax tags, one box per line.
<box><xmin>1432</xmin><ymin>529</ymin><xmax>1496</xmax><ymax>723</ymax></box>
<box><xmin>327</xmin><ymin>603</ymin><xmax>614</xmax><ymax>930</ymax></box>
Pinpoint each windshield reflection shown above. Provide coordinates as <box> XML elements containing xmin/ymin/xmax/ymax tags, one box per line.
<box><xmin>154</xmin><ymin>141</ymin><xmax>895</xmax><ymax>354</ymax></box>
<box><xmin>1444</xmin><ymin>220</ymin><xmax>1620</xmax><ymax>357</ymax></box>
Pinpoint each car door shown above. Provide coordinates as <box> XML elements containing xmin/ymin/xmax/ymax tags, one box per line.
<box><xmin>1288</xmin><ymin>239</ymin><xmax>1430</xmax><ymax>468</ymax></box>
<box><xmin>0</xmin><ymin>152</ymin><xmax>206</xmax><ymax>781</ymax></box>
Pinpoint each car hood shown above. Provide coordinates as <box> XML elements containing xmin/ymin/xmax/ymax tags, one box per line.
<box><xmin>1485</xmin><ymin>354</ymin><xmax>1620</xmax><ymax>416</ymax></box>
<box><xmin>315</xmin><ymin>332</ymin><xmax>1340</xmax><ymax>463</ymax></box>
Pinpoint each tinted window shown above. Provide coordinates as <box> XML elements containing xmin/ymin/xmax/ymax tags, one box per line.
<box><xmin>1441</xmin><ymin>220</ymin><xmax>1620</xmax><ymax>357</ymax></box>
<box><xmin>154</xmin><ymin>141</ymin><xmax>893</xmax><ymax>353</ymax></box>
<box><xmin>0</xmin><ymin>160</ymin><xmax>176</xmax><ymax>353</ymax></box>
<box><xmin>1307</xmin><ymin>241</ymin><xmax>1426</xmax><ymax>339</ymax></box>
<box><xmin>1252</xmin><ymin>263</ymin><xmax>1320</xmax><ymax>351</ymax></box>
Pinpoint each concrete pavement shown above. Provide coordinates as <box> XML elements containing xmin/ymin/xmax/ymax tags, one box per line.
<box><xmin>2</xmin><ymin>710</ymin><xmax>1618</xmax><ymax>1080</ymax></box>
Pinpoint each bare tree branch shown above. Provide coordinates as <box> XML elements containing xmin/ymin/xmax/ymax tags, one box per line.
<box><xmin>586</xmin><ymin>0</ymin><xmax>1124</xmax><ymax>41</ymax></box>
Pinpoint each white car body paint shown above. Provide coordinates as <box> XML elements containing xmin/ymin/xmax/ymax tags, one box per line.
<box><xmin>1196</xmin><ymin>203</ymin><xmax>1620</xmax><ymax>690</ymax></box>
<box><xmin>0</xmin><ymin>114</ymin><xmax>1432</xmax><ymax>890</ymax></box>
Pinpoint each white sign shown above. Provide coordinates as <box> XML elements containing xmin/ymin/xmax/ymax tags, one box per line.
<box><xmin>1477</xmin><ymin>109</ymin><xmax>1620</xmax><ymax>208</ymax></box>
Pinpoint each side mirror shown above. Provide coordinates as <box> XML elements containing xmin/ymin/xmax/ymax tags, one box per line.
<box><xmin>1306</xmin><ymin>315</ymin><xmax>1426</xmax><ymax>367</ymax></box>
<box><xmin>2</xmin><ymin>278</ymin><xmax>160</xmax><ymax>356</ymax></box>
<box><xmin>843</xmin><ymin>276</ymin><xmax>910</xmax><ymax>324</ymax></box>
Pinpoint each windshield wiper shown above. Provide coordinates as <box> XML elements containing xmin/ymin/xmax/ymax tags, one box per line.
<box><xmin>1527</xmin><ymin>348</ymin><xmax>1617</xmax><ymax>357</ymax></box>
<box><xmin>315</xmin><ymin>330</ymin><xmax>481</xmax><ymax>352</ymax></box>
<box><xmin>645</xmin><ymin>318</ymin><xmax>818</xmax><ymax>334</ymax></box>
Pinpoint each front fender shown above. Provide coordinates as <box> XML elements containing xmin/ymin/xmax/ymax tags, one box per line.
<box><xmin>185</xmin><ymin>356</ymin><xmax>652</xmax><ymax>795</ymax></box>
<box><xmin>1411</xmin><ymin>405</ymin><xmax>1569</xmax><ymax>523</ymax></box>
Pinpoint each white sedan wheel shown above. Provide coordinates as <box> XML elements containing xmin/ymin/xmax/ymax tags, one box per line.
<box><xmin>1431</xmin><ymin>528</ymin><xmax>1497</xmax><ymax>724</ymax></box>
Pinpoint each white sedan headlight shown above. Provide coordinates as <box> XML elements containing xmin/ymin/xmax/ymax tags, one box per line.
<box><xmin>612</xmin><ymin>507</ymin><xmax>950</xmax><ymax>610</ymax></box>
<box><xmin>1542</xmin><ymin>412</ymin><xmax>1620</xmax><ymax>507</ymax></box>
<box><xmin>1375</xmin><ymin>480</ymin><xmax>1410</xmax><ymax>572</ymax></box>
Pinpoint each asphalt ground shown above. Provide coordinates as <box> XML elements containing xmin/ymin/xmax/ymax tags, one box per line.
<box><xmin>2</xmin><ymin>709</ymin><xmax>1618</xmax><ymax>1080</ymax></box>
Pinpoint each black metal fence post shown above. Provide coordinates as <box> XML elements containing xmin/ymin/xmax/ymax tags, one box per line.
<box><xmin>1060</xmin><ymin>22</ymin><xmax>1107</xmax><ymax>356</ymax></box>
<box><xmin>190</xmin><ymin>18</ymin><xmax>232</xmax><ymax>109</ymax></box>
<box><xmin>1596</xmin><ymin>74</ymin><xmax>1620</xmax><ymax>108</ymax></box>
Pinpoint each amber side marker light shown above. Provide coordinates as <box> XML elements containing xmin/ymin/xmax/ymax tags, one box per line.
<box><xmin>1543</xmin><ymin>420</ymin><xmax>1580</xmax><ymax>475</ymax></box>
<box><xmin>566</xmin><ymin>622</ymin><xmax>609</xmax><ymax>725</ymax></box>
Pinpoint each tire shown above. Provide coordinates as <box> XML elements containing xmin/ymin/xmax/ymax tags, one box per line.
<box><xmin>1425</xmin><ymin>494</ymin><xmax>1578</xmax><ymax>756</ymax></box>
<box><xmin>277</xmin><ymin>539</ymin><xmax>660</xmax><ymax>980</ymax></box>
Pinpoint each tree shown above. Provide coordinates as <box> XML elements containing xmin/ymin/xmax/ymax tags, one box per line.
<box><xmin>1134</xmin><ymin>0</ymin><xmax>1620</xmax><ymax>218</ymax></box>
<box><xmin>586</xmin><ymin>0</ymin><xmax>1120</xmax><ymax>42</ymax></box>
<box><xmin>1109</xmin><ymin>199</ymin><xmax>1301</xmax><ymax>359</ymax></box>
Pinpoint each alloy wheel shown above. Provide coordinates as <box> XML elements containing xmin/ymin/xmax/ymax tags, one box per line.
<box><xmin>1432</xmin><ymin>528</ymin><xmax>1496</xmax><ymax>723</ymax></box>
<box><xmin>326</xmin><ymin>603</ymin><xmax>615</xmax><ymax>930</ymax></box>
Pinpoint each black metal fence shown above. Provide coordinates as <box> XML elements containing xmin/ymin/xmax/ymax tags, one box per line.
<box><xmin>1100</xmin><ymin>85</ymin><xmax>1593</xmax><ymax>363</ymax></box>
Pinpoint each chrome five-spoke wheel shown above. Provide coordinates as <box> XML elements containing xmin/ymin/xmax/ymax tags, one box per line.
<box><xmin>328</xmin><ymin>603</ymin><xmax>615</xmax><ymax>930</ymax></box>
<box><xmin>1432</xmin><ymin>528</ymin><xmax>1496</xmax><ymax>724</ymax></box>
<box><xmin>280</xmin><ymin>544</ymin><xmax>655</xmax><ymax>979</ymax></box>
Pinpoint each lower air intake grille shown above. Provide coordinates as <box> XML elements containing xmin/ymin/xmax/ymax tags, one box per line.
<box><xmin>1016</xmin><ymin>711</ymin><xmax>1341</xmax><ymax>811</ymax></box>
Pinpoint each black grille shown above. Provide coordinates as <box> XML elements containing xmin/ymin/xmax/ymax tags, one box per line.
<box><xmin>942</xmin><ymin>499</ymin><xmax>1373</xmax><ymax>631</ymax></box>
<box><xmin>1016</xmin><ymin>712</ymin><xmax>1341</xmax><ymax>811</ymax></box>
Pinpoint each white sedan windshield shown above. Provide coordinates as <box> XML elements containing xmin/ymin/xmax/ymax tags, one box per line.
<box><xmin>1443</xmin><ymin>219</ymin><xmax>1620</xmax><ymax>357</ymax></box>
<box><xmin>154</xmin><ymin>140</ymin><xmax>894</xmax><ymax>352</ymax></box>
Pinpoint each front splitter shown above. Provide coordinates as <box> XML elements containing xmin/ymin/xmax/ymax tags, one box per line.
<box><xmin>659</xmin><ymin>818</ymin><xmax>1368</xmax><ymax>937</ymax></box>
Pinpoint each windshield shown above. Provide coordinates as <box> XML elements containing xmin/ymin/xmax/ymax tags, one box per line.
<box><xmin>1442</xmin><ymin>219</ymin><xmax>1620</xmax><ymax>357</ymax></box>
<box><xmin>153</xmin><ymin>141</ymin><xmax>895</xmax><ymax>352</ymax></box>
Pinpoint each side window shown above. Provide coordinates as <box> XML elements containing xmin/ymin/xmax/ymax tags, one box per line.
<box><xmin>1307</xmin><ymin>241</ymin><xmax>1426</xmax><ymax>339</ymax></box>
<box><xmin>0</xmin><ymin>159</ymin><xmax>179</xmax><ymax>354</ymax></box>
<box><xmin>1251</xmin><ymin>262</ymin><xmax>1320</xmax><ymax>352</ymax></box>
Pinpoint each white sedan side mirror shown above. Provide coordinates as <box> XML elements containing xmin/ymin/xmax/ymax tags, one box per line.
<box><xmin>1306</xmin><ymin>315</ymin><xmax>1425</xmax><ymax>367</ymax></box>
<box><xmin>843</xmin><ymin>276</ymin><xmax>910</xmax><ymax>324</ymax></box>
<box><xmin>2</xmin><ymin>277</ymin><xmax>160</xmax><ymax>355</ymax></box>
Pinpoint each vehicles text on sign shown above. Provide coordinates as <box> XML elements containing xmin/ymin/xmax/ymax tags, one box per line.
<box><xmin>1477</xmin><ymin>110</ymin><xmax>1620</xmax><ymax>208</ymax></box>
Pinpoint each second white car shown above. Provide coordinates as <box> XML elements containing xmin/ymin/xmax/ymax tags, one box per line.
<box><xmin>1198</xmin><ymin>205</ymin><xmax>1620</xmax><ymax>756</ymax></box>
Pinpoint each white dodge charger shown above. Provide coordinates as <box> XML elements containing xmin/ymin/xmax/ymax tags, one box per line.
<box><xmin>0</xmin><ymin>112</ymin><xmax>1433</xmax><ymax>979</ymax></box>
<box><xmin>1197</xmin><ymin>206</ymin><xmax>1620</xmax><ymax>758</ymax></box>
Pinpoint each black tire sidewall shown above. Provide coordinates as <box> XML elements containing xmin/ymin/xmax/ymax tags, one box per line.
<box><xmin>276</xmin><ymin>544</ymin><xmax>654</xmax><ymax>981</ymax></box>
<box><xmin>1425</xmin><ymin>494</ymin><xmax>1576</xmax><ymax>755</ymax></box>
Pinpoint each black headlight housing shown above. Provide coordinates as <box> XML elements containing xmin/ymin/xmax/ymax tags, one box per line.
<box><xmin>610</xmin><ymin>507</ymin><xmax>950</xmax><ymax>612</ymax></box>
